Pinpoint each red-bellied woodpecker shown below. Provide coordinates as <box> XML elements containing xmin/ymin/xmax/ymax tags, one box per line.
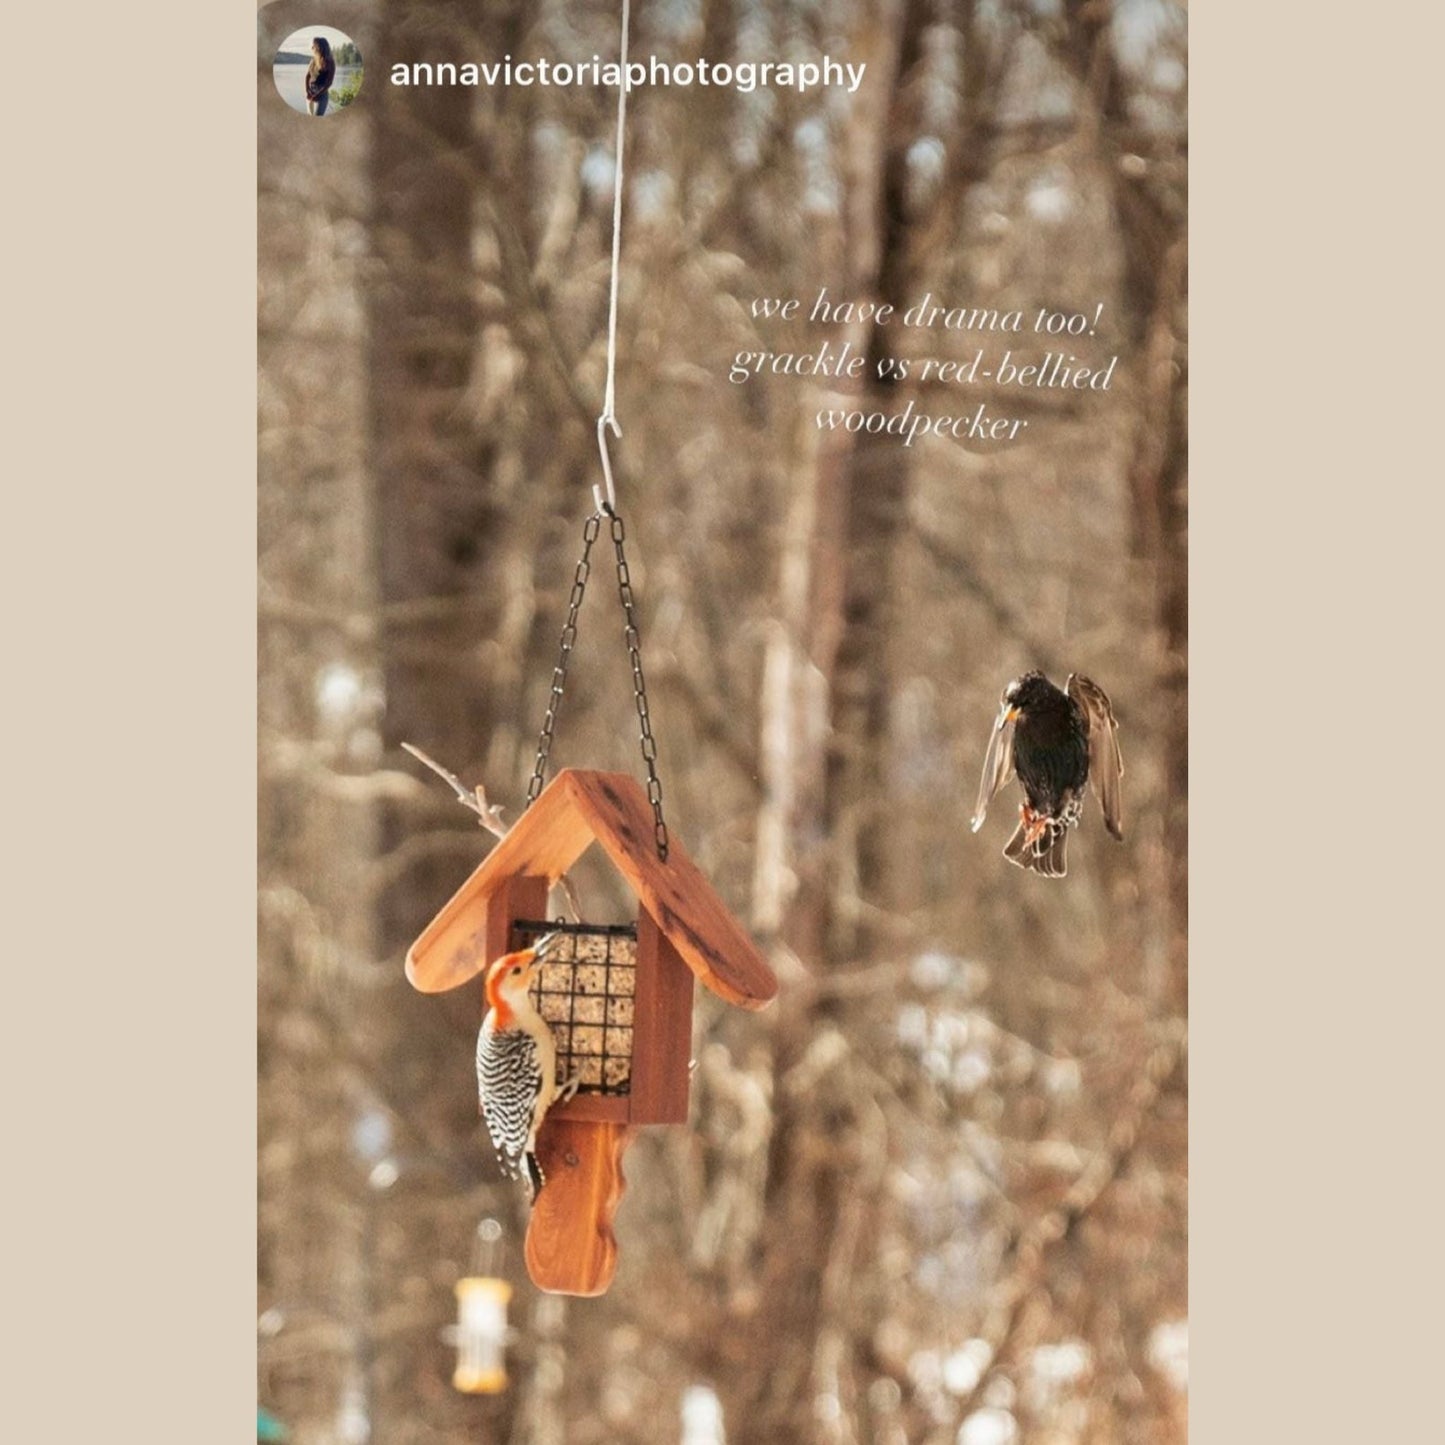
<box><xmin>477</xmin><ymin>932</ymin><xmax>578</xmax><ymax>1201</ymax></box>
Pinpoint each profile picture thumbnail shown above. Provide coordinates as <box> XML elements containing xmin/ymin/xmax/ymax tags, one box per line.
<box><xmin>272</xmin><ymin>26</ymin><xmax>363</xmax><ymax>117</ymax></box>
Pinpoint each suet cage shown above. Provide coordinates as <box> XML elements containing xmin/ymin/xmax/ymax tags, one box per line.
<box><xmin>515</xmin><ymin>919</ymin><xmax>637</xmax><ymax>1099</ymax></box>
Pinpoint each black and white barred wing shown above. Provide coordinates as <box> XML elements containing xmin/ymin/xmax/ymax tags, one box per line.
<box><xmin>476</xmin><ymin>1022</ymin><xmax>544</xmax><ymax>1181</ymax></box>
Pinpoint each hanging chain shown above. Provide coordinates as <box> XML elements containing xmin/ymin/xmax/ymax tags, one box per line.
<box><xmin>605</xmin><ymin>507</ymin><xmax>669</xmax><ymax>861</ymax></box>
<box><xmin>526</xmin><ymin>512</ymin><xmax>601</xmax><ymax>809</ymax></box>
<box><xmin>525</xmin><ymin>506</ymin><xmax>670</xmax><ymax>862</ymax></box>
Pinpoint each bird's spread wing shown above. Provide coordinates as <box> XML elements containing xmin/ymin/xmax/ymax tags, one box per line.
<box><xmin>476</xmin><ymin>1025</ymin><xmax>544</xmax><ymax>1178</ymax></box>
<box><xmin>1067</xmin><ymin>673</ymin><xmax>1124</xmax><ymax>840</ymax></box>
<box><xmin>971</xmin><ymin>693</ymin><xmax>1018</xmax><ymax>832</ymax></box>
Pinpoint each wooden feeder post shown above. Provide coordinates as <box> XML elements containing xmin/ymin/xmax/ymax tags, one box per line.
<box><xmin>407</xmin><ymin>768</ymin><xmax>778</xmax><ymax>1296</ymax></box>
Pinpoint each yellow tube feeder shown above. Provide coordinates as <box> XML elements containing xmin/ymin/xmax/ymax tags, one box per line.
<box><xmin>451</xmin><ymin>1276</ymin><xmax>512</xmax><ymax>1394</ymax></box>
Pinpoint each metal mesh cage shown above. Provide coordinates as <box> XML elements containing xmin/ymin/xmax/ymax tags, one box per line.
<box><xmin>512</xmin><ymin>919</ymin><xmax>637</xmax><ymax>1096</ymax></box>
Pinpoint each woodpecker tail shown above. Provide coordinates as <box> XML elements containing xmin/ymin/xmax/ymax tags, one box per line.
<box><xmin>522</xmin><ymin>1151</ymin><xmax>545</xmax><ymax>1203</ymax></box>
<box><xmin>1004</xmin><ymin>817</ymin><xmax>1068</xmax><ymax>877</ymax></box>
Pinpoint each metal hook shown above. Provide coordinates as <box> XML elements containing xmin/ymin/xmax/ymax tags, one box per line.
<box><xmin>593</xmin><ymin>414</ymin><xmax>621</xmax><ymax>513</ymax></box>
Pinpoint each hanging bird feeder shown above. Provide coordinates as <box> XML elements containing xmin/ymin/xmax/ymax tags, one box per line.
<box><xmin>403</xmin><ymin>0</ymin><xmax>775</xmax><ymax>1297</ymax></box>
<box><xmin>408</xmin><ymin>768</ymin><xmax>777</xmax><ymax>1295</ymax></box>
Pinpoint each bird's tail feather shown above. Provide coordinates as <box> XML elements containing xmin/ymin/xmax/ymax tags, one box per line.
<box><xmin>1004</xmin><ymin>818</ymin><xmax>1068</xmax><ymax>878</ymax></box>
<box><xmin>522</xmin><ymin>1151</ymin><xmax>545</xmax><ymax>1203</ymax></box>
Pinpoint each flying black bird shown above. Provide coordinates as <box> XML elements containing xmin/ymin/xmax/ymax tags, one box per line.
<box><xmin>970</xmin><ymin>671</ymin><xmax>1124</xmax><ymax>878</ymax></box>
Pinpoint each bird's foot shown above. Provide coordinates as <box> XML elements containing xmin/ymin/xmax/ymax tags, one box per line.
<box><xmin>1020</xmin><ymin>805</ymin><xmax>1050</xmax><ymax>847</ymax></box>
<box><xmin>559</xmin><ymin>1071</ymin><xmax>581</xmax><ymax>1104</ymax></box>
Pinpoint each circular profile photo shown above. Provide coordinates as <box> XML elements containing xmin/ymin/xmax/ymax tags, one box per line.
<box><xmin>273</xmin><ymin>26</ymin><xmax>363</xmax><ymax>116</ymax></box>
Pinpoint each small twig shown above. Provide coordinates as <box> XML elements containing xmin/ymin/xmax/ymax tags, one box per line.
<box><xmin>401</xmin><ymin>742</ymin><xmax>510</xmax><ymax>838</ymax></box>
<box><xmin>400</xmin><ymin>743</ymin><xmax>582</xmax><ymax>920</ymax></box>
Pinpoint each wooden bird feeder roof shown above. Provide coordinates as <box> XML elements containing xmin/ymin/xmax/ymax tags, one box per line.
<box><xmin>406</xmin><ymin>768</ymin><xmax>778</xmax><ymax>1010</ymax></box>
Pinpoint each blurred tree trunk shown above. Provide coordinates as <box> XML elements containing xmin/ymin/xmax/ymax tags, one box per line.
<box><xmin>362</xmin><ymin>4</ymin><xmax>525</xmax><ymax>1442</ymax></box>
<box><xmin>369</xmin><ymin>0</ymin><xmax>492</xmax><ymax>753</ymax></box>
<box><xmin>1059</xmin><ymin>0</ymin><xmax>1188</xmax><ymax>1010</ymax></box>
<box><xmin>720</xmin><ymin>5</ymin><xmax>931</xmax><ymax>1441</ymax></box>
<box><xmin>1018</xmin><ymin>12</ymin><xmax>1188</xmax><ymax>1442</ymax></box>
<box><xmin>257</xmin><ymin>5</ymin><xmax>383</xmax><ymax>1440</ymax></box>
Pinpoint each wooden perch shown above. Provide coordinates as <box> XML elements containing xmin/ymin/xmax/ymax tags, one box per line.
<box><xmin>525</xmin><ymin>1119</ymin><xmax>630</xmax><ymax>1296</ymax></box>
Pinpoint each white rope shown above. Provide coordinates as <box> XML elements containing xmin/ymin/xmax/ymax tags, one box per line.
<box><xmin>594</xmin><ymin>0</ymin><xmax>630</xmax><ymax>514</ymax></box>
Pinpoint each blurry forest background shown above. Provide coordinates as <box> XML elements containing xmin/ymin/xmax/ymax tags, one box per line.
<box><xmin>258</xmin><ymin>1</ymin><xmax>1187</xmax><ymax>1442</ymax></box>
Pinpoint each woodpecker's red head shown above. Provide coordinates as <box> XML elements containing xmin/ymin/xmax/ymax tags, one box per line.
<box><xmin>484</xmin><ymin>931</ymin><xmax>561</xmax><ymax>1026</ymax></box>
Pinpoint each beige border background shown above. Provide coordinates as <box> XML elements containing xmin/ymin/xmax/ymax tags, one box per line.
<box><xmin>7</xmin><ymin>3</ymin><xmax>1437</xmax><ymax>1440</ymax></box>
<box><xmin>7</xmin><ymin>3</ymin><xmax>257</xmax><ymax>1436</ymax></box>
<box><xmin>1188</xmin><ymin>5</ymin><xmax>1439</xmax><ymax>1442</ymax></box>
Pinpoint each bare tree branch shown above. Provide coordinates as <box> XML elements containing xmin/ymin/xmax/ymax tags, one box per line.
<box><xmin>400</xmin><ymin>742</ymin><xmax>583</xmax><ymax>920</ymax></box>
